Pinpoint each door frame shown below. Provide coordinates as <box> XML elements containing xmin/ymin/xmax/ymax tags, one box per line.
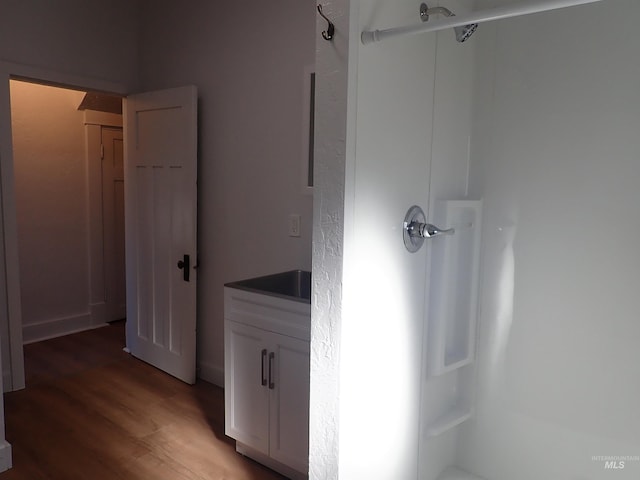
<box><xmin>0</xmin><ymin>60</ymin><xmax>129</xmax><ymax>391</ymax></box>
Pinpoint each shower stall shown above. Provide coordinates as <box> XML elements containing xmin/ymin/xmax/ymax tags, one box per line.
<box><xmin>310</xmin><ymin>0</ymin><xmax>639</xmax><ymax>479</ymax></box>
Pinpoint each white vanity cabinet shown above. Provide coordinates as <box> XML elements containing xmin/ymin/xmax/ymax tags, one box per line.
<box><xmin>224</xmin><ymin>285</ymin><xmax>310</xmax><ymax>479</ymax></box>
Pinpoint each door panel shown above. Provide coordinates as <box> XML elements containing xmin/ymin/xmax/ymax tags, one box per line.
<box><xmin>269</xmin><ymin>333</ymin><xmax>310</xmax><ymax>473</ymax></box>
<box><xmin>124</xmin><ymin>86</ymin><xmax>197</xmax><ymax>384</ymax></box>
<box><xmin>101</xmin><ymin>127</ymin><xmax>126</xmax><ymax>322</ymax></box>
<box><xmin>134</xmin><ymin>167</ymin><xmax>154</xmax><ymax>342</ymax></box>
<box><xmin>225</xmin><ymin>321</ymin><xmax>270</xmax><ymax>454</ymax></box>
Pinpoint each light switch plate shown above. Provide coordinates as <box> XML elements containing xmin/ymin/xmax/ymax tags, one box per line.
<box><xmin>288</xmin><ymin>214</ymin><xmax>301</xmax><ymax>237</ymax></box>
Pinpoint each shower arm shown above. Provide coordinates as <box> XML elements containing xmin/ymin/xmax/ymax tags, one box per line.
<box><xmin>423</xmin><ymin>6</ymin><xmax>456</xmax><ymax>19</ymax></box>
<box><xmin>361</xmin><ymin>0</ymin><xmax>604</xmax><ymax>45</ymax></box>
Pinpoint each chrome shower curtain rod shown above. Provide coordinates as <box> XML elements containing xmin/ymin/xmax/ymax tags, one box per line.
<box><xmin>361</xmin><ymin>0</ymin><xmax>604</xmax><ymax>45</ymax></box>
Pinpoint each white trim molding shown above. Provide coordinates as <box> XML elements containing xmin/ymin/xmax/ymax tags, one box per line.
<box><xmin>83</xmin><ymin>110</ymin><xmax>123</xmax><ymax>127</ymax></box>
<box><xmin>197</xmin><ymin>360</ymin><xmax>224</xmax><ymax>388</ymax></box>
<box><xmin>89</xmin><ymin>302</ymin><xmax>108</xmax><ymax>327</ymax></box>
<box><xmin>0</xmin><ymin>440</ymin><xmax>12</xmax><ymax>472</ymax></box>
<box><xmin>22</xmin><ymin>313</ymin><xmax>107</xmax><ymax>345</ymax></box>
<box><xmin>1</xmin><ymin>371</ymin><xmax>11</xmax><ymax>395</ymax></box>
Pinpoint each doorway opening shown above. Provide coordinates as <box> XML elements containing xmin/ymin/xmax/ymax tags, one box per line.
<box><xmin>8</xmin><ymin>79</ymin><xmax>125</xmax><ymax>389</ymax></box>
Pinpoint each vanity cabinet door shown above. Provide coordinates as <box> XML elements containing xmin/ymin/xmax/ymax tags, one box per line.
<box><xmin>224</xmin><ymin>321</ymin><xmax>270</xmax><ymax>455</ymax></box>
<box><xmin>268</xmin><ymin>333</ymin><xmax>310</xmax><ymax>474</ymax></box>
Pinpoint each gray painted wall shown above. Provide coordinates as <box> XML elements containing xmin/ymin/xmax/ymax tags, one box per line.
<box><xmin>10</xmin><ymin>81</ymin><xmax>90</xmax><ymax>341</ymax></box>
<box><xmin>0</xmin><ymin>0</ymin><xmax>140</xmax><ymax>90</ymax></box>
<box><xmin>137</xmin><ymin>0</ymin><xmax>315</xmax><ymax>383</ymax></box>
<box><xmin>0</xmin><ymin>0</ymin><xmax>314</xmax><ymax>386</ymax></box>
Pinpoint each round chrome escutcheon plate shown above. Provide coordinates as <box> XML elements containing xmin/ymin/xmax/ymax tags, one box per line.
<box><xmin>403</xmin><ymin>205</ymin><xmax>426</xmax><ymax>253</ymax></box>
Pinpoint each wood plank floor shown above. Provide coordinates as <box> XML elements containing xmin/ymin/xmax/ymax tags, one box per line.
<box><xmin>1</xmin><ymin>322</ymin><xmax>287</xmax><ymax>480</ymax></box>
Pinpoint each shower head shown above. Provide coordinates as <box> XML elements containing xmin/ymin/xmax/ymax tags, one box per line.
<box><xmin>419</xmin><ymin>3</ymin><xmax>478</xmax><ymax>43</ymax></box>
<box><xmin>454</xmin><ymin>23</ymin><xmax>478</xmax><ymax>43</ymax></box>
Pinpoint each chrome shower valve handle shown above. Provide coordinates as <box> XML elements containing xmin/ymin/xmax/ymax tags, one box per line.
<box><xmin>408</xmin><ymin>221</ymin><xmax>455</xmax><ymax>238</ymax></box>
<box><xmin>403</xmin><ymin>205</ymin><xmax>455</xmax><ymax>253</ymax></box>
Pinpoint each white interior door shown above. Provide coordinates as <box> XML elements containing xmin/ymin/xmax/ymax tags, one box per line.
<box><xmin>124</xmin><ymin>86</ymin><xmax>198</xmax><ymax>384</ymax></box>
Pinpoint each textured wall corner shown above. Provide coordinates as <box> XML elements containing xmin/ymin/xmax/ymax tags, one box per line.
<box><xmin>309</xmin><ymin>0</ymin><xmax>354</xmax><ymax>478</ymax></box>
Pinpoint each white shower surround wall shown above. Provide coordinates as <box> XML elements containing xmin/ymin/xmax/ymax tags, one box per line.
<box><xmin>312</xmin><ymin>0</ymin><xmax>476</xmax><ymax>478</ymax></box>
<box><xmin>311</xmin><ymin>0</ymin><xmax>640</xmax><ymax>479</ymax></box>
<box><xmin>459</xmin><ymin>2</ymin><xmax>640</xmax><ymax>479</ymax></box>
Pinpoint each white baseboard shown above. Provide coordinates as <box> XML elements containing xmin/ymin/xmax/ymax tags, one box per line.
<box><xmin>0</xmin><ymin>440</ymin><xmax>12</xmax><ymax>472</ymax></box>
<box><xmin>2</xmin><ymin>369</ymin><xmax>11</xmax><ymax>394</ymax></box>
<box><xmin>197</xmin><ymin>360</ymin><xmax>224</xmax><ymax>388</ymax></box>
<box><xmin>90</xmin><ymin>302</ymin><xmax>107</xmax><ymax>326</ymax></box>
<box><xmin>23</xmin><ymin>313</ymin><xmax>107</xmax><ymax>344</ymax></box>
<box><xmin>237</xmin><ymin>442</ymin><xmax>306</xmax><ymax>480</ymax></box>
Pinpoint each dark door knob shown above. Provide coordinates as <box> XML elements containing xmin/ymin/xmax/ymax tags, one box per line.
<box><xmin>177</xmin><ymin>254</ymin><xmax>190</xmax><ymax>282</ymax></box>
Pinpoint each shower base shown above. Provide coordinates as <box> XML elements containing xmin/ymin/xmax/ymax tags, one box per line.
<box><xmin>438</xmin><ymin>466</ymin><xmax>488</xmax><ymax>480</ymax></box>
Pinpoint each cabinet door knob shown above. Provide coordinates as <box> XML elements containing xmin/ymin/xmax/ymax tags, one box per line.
<box><xmin>268</xmin><ymin>352</ymin><xmax>275</xmax><ymax>390</ymax></box>
<box><xmin>261</xmin><ymin>349</ymin><xmax>268</xmax><ymax>386</ymax></box>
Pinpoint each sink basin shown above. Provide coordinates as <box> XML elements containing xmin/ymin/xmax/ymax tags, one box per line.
<box><xmin>225</xmin><ymin>270</ymin><xmax>311</xmax><ymax>304</ymax></box>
